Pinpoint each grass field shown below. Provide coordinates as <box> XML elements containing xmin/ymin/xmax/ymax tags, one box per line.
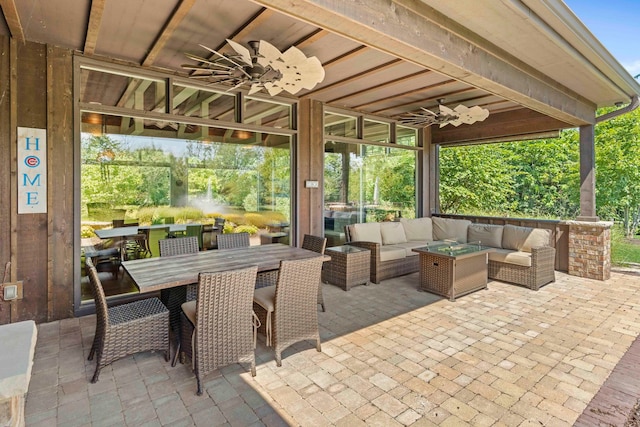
<box><xmin>611</xmin><ymin>225</ymin><xmax>640</xmax><ymax>267</ymax></box>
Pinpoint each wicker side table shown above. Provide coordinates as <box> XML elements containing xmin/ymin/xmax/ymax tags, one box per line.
<box><xmin>322</xmin><ymin>245</ymin><xmax>370</xmax><ymax>291</ymax></box>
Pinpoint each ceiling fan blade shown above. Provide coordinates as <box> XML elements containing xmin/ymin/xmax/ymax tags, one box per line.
<box><xmin>257</xmin><ymin>40</ymin><xmax>283</xmax><ymax>67</ymax></box>
<box><xmin>225</xmin><ymin>39</ymin><xmax>253</xmax><ymax>66</ymax></box>
<box><xmin>197</xmin><ymin>44</ymin><xmax>247</xmax><ymax>71</ymax></box>
<box><xmin>438</xmin><ymin>104</ymin><xmax>455</xmax><ymax>116</ymax></box>
<box><xmin>419</xmin><ymin>107</ymin><xmax>438</xmax><ymax>116</ymax></box>
<box><xmin>263</xmin><ymin>81</ymin><xmax>284</xmax><ymax>96</ymax></box>
<box><xmin>248</xmin><ymin>84</ymin><xmax>263</xmax><ymax>95</ymax></box>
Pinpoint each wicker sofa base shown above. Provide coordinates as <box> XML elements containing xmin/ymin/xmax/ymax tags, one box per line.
<box><xmin>487</xmin><ymin>246</ymin><xmax>556</xmax><ymax>291</ymax></box>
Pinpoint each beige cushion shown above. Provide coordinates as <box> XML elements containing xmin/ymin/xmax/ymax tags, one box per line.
<box><xmin>253</xmin><ymin>286</ymin><xmax>275</xmax><ymax>312</ymax></box>
<box><xmin>380</xmin><ymin>222</ymin><xmax>408</xmax><ymax>245</ymax></box>
<box><xmin>488</xmin><ymin>249</ymin><xmax>532</xmax><ymax>267</ymax></box>
<box><xmin>400</xmin><ymin>217</ymin><xmax>433</xmax><ymax>241</ymax></box>
<box><xmin>181</xmin><ymin>300</ymin><xmax>197</xmax><ymax>325</ymax></box>
<box><xmin>379</xmin><ymin>246</ymin><xmax>407</xmax><ymax>262</ymax></box>
<box><xmin>351</xmin><ymin>223</ymin><xmax>382</xmax><ymax>244</ymax></box>
<box><xmin>467</xmin><ymin>224</ymin><xmax>503</xmax><ymax>248</ymax></box>
<box><xmin>393</xmin><ymin>241</ymin><xmax>431</xmax><ymax>257</ymax></box>
<box><xmin>432</xmin><ymin>217</ymin><xmax>472</xmax><ymax>243</ymax></box>
<box><xmin>502</xmin><ymin>225</ymin><xmax>551</xmax><ymax>252</ymax></box>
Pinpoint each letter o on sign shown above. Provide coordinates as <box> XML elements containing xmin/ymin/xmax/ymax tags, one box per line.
<box><xmin>24</xmin><ymin>156</ymin><xmax>40</xmax><ymax>168</ymax></box>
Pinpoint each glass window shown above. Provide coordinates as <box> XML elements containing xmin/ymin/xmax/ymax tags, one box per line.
<box><xmin>80</xmin><ymin>67</ymin><xmax>166</xmax><ymax>112</ymax></box>
<box><xmin>396</xmin><ymin>125</ymin><xmax>418</xmax><ymax>147</ymax></box>
<box><xmin>363</xmin><ymin>119</ymin><xmax>390</xmax><ymax>143</ymax></box>
<box><xmin>323</xmin><ymin>141</ymin><xmax>416</xmax><ymax>246</ymax></box>
<box><xmin>244</xmin><ymin>97</ymin><xmax>292</xmax><ymax>129</ymax></box>
<box><xmin>80</xmin><ymin>112</ymin><xmax>291</xmax><ymax>303</ymax></box>
<box><xmin>325</xmin><ymin>113</ymin><xmax>357</xmax><ymax>138</ymax></box>
<box><xmin>172</xmin><ymin>84</ymin><xmax>236</xmax><ymax>121</ymax></box>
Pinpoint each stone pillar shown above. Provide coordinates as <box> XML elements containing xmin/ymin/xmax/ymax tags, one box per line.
<box><xmin>566</xmin><ymin>221</ymin><xmax>612</xmax><ymax>281</ymax></box>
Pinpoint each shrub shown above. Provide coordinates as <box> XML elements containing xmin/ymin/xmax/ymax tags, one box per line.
<box><xmin>81</xmin><ymin>225</ymin><xmax>95</xmax><ymax>238</ymax></box>
<box><xmin>233</xmin><ymin>224</ymin><xmax>259</xmax><ymax>235</ymax></box>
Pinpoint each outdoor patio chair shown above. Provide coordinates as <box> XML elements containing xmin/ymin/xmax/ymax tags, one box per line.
<box><xmin>86</xmin><ymin>258</ymin><xmax>169</xmax><ymax>383</ymax></box>
<box><xmin>158</xmin><ymin>236</ymin><xmax>201</xmax><ymax>330</ymax></box>
<box><xmin>253</xmin><ymin>257</ymin><xmax>324</xmax><ymax>366</ymax></box>
<box><xmin>302</xmin><ymin>234</ymin><xmax>328</xmax><ymax>312</ymax></box>
<box><xmin>176</xmin><ymin>266</ymin><xmax>260</xmax><ymax>395</ymax></box>
<box><xmin>216</xmin><ymin>232</ymin><xmax>250</xmax><ymax>249</ymax></box>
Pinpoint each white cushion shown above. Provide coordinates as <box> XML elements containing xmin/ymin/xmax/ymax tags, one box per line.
<box><xmin>253</xmin><ymin>286</ymin><xmax>275</xmax><ymax>312</ymax></box>
<box><xmin>393</xmin><ymin>241</ymin><xmax>432</xmax><ymax>257</ymax></box>
<box><xmin>351</xmin><ymin>223</ymin><xmax>382</xmax><ymax>244</ymax></box>
<box><xmin>380</xmin><ymin>222</ymin><xmax>408</xmax><ymax>245</ymax></box>
<box><xmin>400</xmin><ymin>217</ymin><xmax>433</xmax><ymax>241</ymax></box>
<box><xmin>502</xmin><ymin>225</ymin><xmax>551</xmax><ymax>253</ymax></box>
<box><xmin>488</xmin><ymin>249</ymin><xmax>532</xmax><ymax>267</ymax></box>
<box><xmin>379</xmin><ymin>246</ymin><xmax>407</xmax><ymax>262</ymax></box>
<box><xmin>432</xmin><ymin>217</ymin><xmax>472</xmax><ymax>243</ymax></box>
<box><xmin>181</xmin><ymin>300</ymin><xmax>197</xmax><ymax>325</ymax></box>
<box><xmin>467</xmin><ymin>224</ymin><xmax>503</xmax><ymax>248</ymax></box>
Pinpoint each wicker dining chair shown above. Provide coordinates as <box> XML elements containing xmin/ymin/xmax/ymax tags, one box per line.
<box><xmin>253</xmin><ymin>257</ymin><xmax>324</xmax><ymax>366</ymax></box>
<box><xmin>177</xmin><ymin>266</ymin><xmax>259</xmax><ymax>395</ymax></box>
<box><xmin>302</xmin><ymin>234</ymin><xmax>328</xmax><ymax>312</ymax></box>
<box><xmin>216</xmin><ymin>232</ymin><xmax>250</xmax><ymax>249</ymax></box>
<box><xmin>86</xmin><ymin>258</ymin><xmax>169</xmax><ymax>383</ymax></box>
<box><xmin>158</xmin><ymin>236</ymin><xmax>201</xmax><ymax>331</ymax></box>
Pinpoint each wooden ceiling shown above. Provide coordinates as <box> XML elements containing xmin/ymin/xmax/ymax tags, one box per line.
<box><xmin>1</xmin><ymin>0</ymin><xmax>638</xmax><ymax>143</ymax></box>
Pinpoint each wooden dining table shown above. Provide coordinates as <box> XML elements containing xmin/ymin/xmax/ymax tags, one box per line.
<box><xmin>122</xmin><ymin>244</ymin><xmax>330</xmax><ymax>293</ymax></box>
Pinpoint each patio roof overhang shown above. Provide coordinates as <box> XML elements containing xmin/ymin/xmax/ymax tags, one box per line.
<box><xmin>1</xmin><ymin>0</ymin><xmax>638</xmax><ymax>145</ymax></box>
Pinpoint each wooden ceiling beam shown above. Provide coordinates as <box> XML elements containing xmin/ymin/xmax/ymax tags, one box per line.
<box><xmin>0</xmin><ymin>0</ymin><xmax>24</xmax><ymax>43</ymax></box>
<box><xmin>142</xmin><ymin>0</ymin><xmax>197</xmax><ymax>67</ymax></box>
<box><xmin>371</xmin><ymin>87</ymin><xmax>476</xmax><ymax>114</ymax></box>
<box><xmin>251</xmin><ymin>0</ymin><xmax>596</xmax><ymax>125</ymax></box>
<box><xmin>323</xmin><ymin>45</ymin><xmax>368</xmax><ymax>69</ymax></box>
<box><xmin>304</xmin><ymin>59</ymin><xmax>403</xmax><ymax>98</ymax></box>
<box><xmin>84</xmin><ymin>0</ymin><xmax>106</xmax><ymax>55</ymax></box>
<box><xmin>431</xmin><ymin>109</ymin><xmax>570</xmax><ymax>145</ymax></box>
<box><xmin>327</xmin><ymin>70</ymin><xmax>432</xmax><ymax>108</ymax></box>
<box><xmin>353</xmin><ymin>79</ymin><xmax>456</xmax><ymax>110</ymax></box>
<box><xmin>215</xmin><ymin>8</ymin><xmax>274</xmax><ymax>52</ymax></box>
<box><xmin>293</xmin><ymin>28</ymin><xmax>328</xmax><ymax>49</ymax></box>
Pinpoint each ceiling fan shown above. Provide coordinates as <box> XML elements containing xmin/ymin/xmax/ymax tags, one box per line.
<box><xmin>182</xmin><ymin>39</ymin><xmax>325</xmax><ymax>96</ymax></box>
<box><xmin>399</xmin><ymin>99</ymin><xmax>490</xmax><ymax>128</ymax></box>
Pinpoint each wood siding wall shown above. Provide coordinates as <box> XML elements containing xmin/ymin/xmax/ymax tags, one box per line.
<box><xmin>0</xmin><ymin>36</ymin><xmax>74</xmax><ymax>323</ymax></box>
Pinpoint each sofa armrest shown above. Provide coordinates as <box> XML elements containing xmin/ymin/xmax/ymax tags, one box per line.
<box><xmin>531</xmin><ymin>246</ymin><xmax>555</xmax><ymax>268</ymax></box>
<box><xmin>348</xmin><ymin>241</ymin><xmax>380</xmax><ymax>260</ymax></box>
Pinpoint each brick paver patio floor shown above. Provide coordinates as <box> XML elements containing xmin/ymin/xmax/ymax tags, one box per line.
<box><xmin>24</xmin><ymin>270</ymin><xmax>640</xmax><ymax>426</ymax></box>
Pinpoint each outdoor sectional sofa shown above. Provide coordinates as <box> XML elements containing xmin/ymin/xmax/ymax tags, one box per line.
<box><xmin>345</xmin><ymin>216</ymin><xmax>556</xmax><ymax>290</ymax></box>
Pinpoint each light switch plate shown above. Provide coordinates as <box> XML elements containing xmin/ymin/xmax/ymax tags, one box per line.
<box><xmin>305</xmin><ymin>180</ymin><xmax>319</xmax><ymax>188</ymax></box>
<box><xmin>4</xmin><ymin>285</ymin><xmax>17</xmax><ymax>301</ymax></box>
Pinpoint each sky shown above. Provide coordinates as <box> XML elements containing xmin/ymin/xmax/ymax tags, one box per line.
<box><xmin>564</xmin><ymin>0</ymin><xmax>640</xmax><ymax>77</ymax></box>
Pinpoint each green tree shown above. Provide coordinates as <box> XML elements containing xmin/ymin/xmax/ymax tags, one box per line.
<box><xmin>595</xmin><ymin>107</ymin><xmax>640</xmax><ymax>236</ymax></box>
<box><xmin>439</xmin><ymin>144</ymin><xmax>515</xmax><ymax>214</ymax></box>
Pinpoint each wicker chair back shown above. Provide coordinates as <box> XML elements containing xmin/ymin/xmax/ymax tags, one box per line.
<box><xmin>183</xmin><ymin>265</ymin><xmax>259</xmax><ymax>394</ymax></box>
<box><xmin>301</xmin><ymin>235</ymin><xmax>328</xmax><ymax>312</ymax></box>
<box><xmin>273</xmin><ymin>256</ymin><xmax>324</xmax><ymax>366</ymax></box>
<box><xmin>159</xmin><ymin>236</ymin><xmax>200</xmax><ymax>257</ymax></box>
<box><xmin>216</xmin><ymin>232</ymin><xmax>250</xmax><ymax>249</ymax></box>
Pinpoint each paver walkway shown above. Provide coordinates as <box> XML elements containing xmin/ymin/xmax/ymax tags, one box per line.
<box><xmin>24</xmin><ymin>270</ymin><xmax>640</xmax><ymax>426</ymax></box>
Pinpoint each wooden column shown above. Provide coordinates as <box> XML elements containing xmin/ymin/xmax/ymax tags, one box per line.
<box><xmin>578</xmin><ymin>124</ymin><xmax>599</xmax><ymax>222</ymax></box>
<box><xmin>296</xmin><ymin>99</ymin><xmax>324</xmax><ymax>245</ymax></box>
<box><xmin>0</xmin><ymin>36</ymin><xmax>11</xmax><ymax>324</ymax></box>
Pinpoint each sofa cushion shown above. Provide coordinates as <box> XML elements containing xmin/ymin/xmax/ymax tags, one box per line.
<box><xmin>380</xmin><ymin>222</ymin><xmax>408</xmax><ymax>245</ymax></box>
<box><xmin>488</xmin><ymin>249</ymin><xmax>532</xmax><ymax>267</ymax></box>
<box><xmin>502</xmin><ymin>225</ymin><xmax>551</xmax><ymax>252</ymax></box>
<box><xmin>379</xmin><ymin>246</ymin><xmax>407</xmax><ymax>262</ymax></box>
<box><xmin>393</xmin><ymin>241</ymin><xmax>431</xmax><ymax>257</ymax></box>
<box><xmin>432</xmin><ymin>217</ymin><xmax>472</xmax><ymax>243</ymax></box>
<box><xmin>467</xmin><ymin>224</ymin><xmax>503</xmax><ymax>248</ymax></box>
<box><xmin>400</xmin><ymin>217</ymin><xmax>433</xmax><ymax>241</ymax></box>
<box><xmin>350</xmin><ymin>223</ymin><xmax>382</xmax><ymax>244</ymax></box>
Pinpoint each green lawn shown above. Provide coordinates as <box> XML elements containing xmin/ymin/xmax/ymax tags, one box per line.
<box><xmin>611</xmin><ymin>225</ymin><xmax>640</xmax><ymax>267</ymax></box>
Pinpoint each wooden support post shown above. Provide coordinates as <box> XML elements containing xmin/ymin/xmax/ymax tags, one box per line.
<box><xmin>577</xmin><ymin>124</ymin><xmax>599</xmax><ymax>222</ymax></box>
